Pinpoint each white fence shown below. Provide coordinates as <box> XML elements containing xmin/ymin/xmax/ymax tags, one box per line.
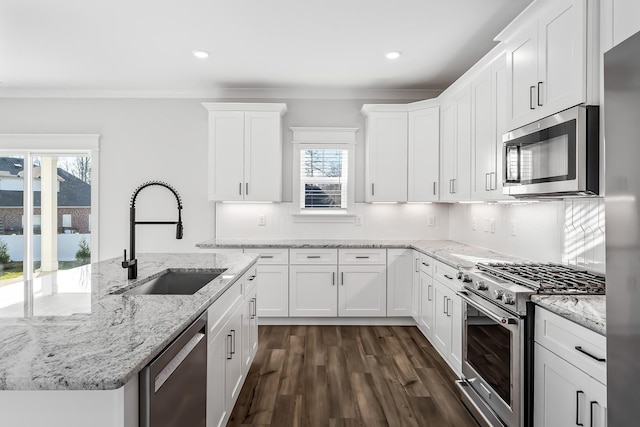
<box><xmin>0</xmin><ymin>234</ymin><xmax>91</xmax><ymax>262</ymax></box>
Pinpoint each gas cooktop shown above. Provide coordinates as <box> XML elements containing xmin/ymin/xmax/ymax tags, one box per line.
<box><xmin>476</xmin><ymin>262</ymin><xmax>606</xmax><ymax>295</ymax></box>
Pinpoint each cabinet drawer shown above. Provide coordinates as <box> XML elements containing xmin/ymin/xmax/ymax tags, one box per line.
<box><xmin>433</xmin><ymin>260</ymin><xmax>460</xmax><ymax>292</ymax></box>
<box><xmin>419</xmin><ymin>253</ymin><xmax>434</xmax><ymax>276</ymax></box>
<box><xmin>208</xmin><ymin>279</ymin><xmax>243</xmax><ymax>343</ymax></box>
<box><xmin>243</xmin><ymin>248</ymin><xmax>288</xmax><ymax>264</ymax></box>
<box><xmin>535</xmin><ymin>307</ymin><xmax>607</xmax><ymax>385</ymax></box>
<box><xmin>290</xmin><ymin>248</ymin><xmax>338</xmax><ymax>264</ymax></box>
<box><xmin>339</xmin><ymin>248</ymin><xmax>386</xmax><ymax>265</ymax></box>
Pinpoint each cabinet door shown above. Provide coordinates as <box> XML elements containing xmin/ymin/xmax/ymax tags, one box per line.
<box><xmin>225</xmin><ymin>307</ymin><xmax>244</xmax><ymax>410</ymax></box>
<box><xmin>432</xmin><ymin>282</ymin><xmax>452</xmax><ymax>354</ymax></box>
<box><xmin>338</xmin><ymin>265</ymin><xmax>387</xmax><ymax>317</ymax></box>
<box><xmin>241</xmin><ymin>287</ymin><xmax>258</xmax><ymax>374</ymax></box>
<box><xmin>208</xmin><ymin>111</ymin><xmax>245</xmax><ymax>201</ymax></box>
<box><xmin>419</xmin><ymin>271</ymin><xmax>434</xmax><ymax>339</ymax></box>
<box><xmin>448</xmin><ymin>294</ymin><xmax>463</xmax><ymax>375</ymax></box>
<box><xmin>386</xmin><ymin>249</ymin><xmax>413</xmax><ymax>316</ymax></box>
<box><xmin>255</xmin><ymin>265</ymin><xmax>289</xmax><ymax>317</ymax></box>
<box><xmin>408</xmin><ymin>107</ymin><xmax>440</xmax><ymax>202</ymax></box>
<box><xmin>366</xmin><ymin>112</ymin><xmax>408</xmax><ymax>202</ymax></box>
<box><xmin>411</xmin><ymin>251</ymin><xmax>421</xmax><ymax>322</ymax></box>
<box><xmin>244</xmin><ymin>111</ymin><xmax>282</xmax><ymax>202</ymax></box>
<box><xmin>472</xmin><ymin>67</ymin><xmax>494</xmax><ymax>200</ymax></box>
<box><xmin>455</xmin><ymin>86</ymin><xmax>472</xmax><ymax>201</ymax></box>
<box><xmin>534</xmin><ymin>343</ymin><xmax>607</xmax><ymax>427</ymax></box>
<box><xmin>538</xmin><ymin>0</ymin><xmax>585</xmax><ymax>117</ymax></box>
<box><xmin>506</xmin><ymin>23</ymin><xmax>539</xmax><ymax>130</ymax></box>
<box><xmin>492</xmin><ymin>53</ymin><xmax>510</xmax><ymax>200</ymax></box>
<box><xmin>289</xmin><ymin>265</ymin><xmax>337</xmax><ymax>317</ymax></box>
<box><xmin>440</xmin><ymin>101</ymin><xmax>457</xmax><ymax>202</ymax></box>
<box><xmin>207</xmin><ymin>328</ymin><xmax>229</xmax><ymax>427</ymax></box>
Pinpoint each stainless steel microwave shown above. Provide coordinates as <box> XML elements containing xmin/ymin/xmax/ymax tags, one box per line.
<box><xmin>502</xmin><ymin>105</ymin><xmax>599</xmax><ymax>198</ymax></box>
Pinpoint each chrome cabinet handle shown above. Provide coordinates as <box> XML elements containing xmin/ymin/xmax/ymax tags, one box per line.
<box><xmin>590</xmin><ymin>401</ymin><xmax>598</xmax><ymax>427</ymax></box>
<box><xmin>227</xmin><ymin>333</ymin><xmax>233</xmax><ymax>360</ymax></box>
<box><xmin>485</xmin><ymin>173</ymin><xmax>490</xmax><ymax>191</ymax></box>
<box><xmin>371</xmin><ymin>183</ymin><xmax>375</xmax><ymax>196</ymax></box>
<box><xmin>452</xmin><ymin>178</ymin><xmax>456</xmax><ymax>194</ymax></box>
<box><xmin>332</xmin><ymin>272</ymin><xmax>335</xmax><ymax>286</ymax></box>
<box><xmin>444</xmin><ymin>274</ymin><xmax>453</xmax><ymax>280</ymax></box>
<box><xmin>307</xmin><ymin>255</ymin><xmax>321</xmax><ymax>259</ymax></box>
<box><xmin>253</xmin><ymin>297</ymin><xmax>257</xmax><ymax>317</ymax></box>
<box><xmin>355</xmin><ymin>256</ymin><xmax>369</xmax><ymax>259</ymax></box>
<box><xmin>248</xmin><ymin>275</ymin><xmax>256</xmax><ymax>281</ymax></box>
<box><xmin>239</xmin><ymin>182</ymin><xmax>242</xmax><ymax>196</ymax></box>
<box><xmin>576</xmin><ymin>390</ymin><xmax>584</xmax><ymax>426</ymax></box>
<box><xmin>447</xmin><ymin>298</ymin><xmax>452</xmax><ymax>317</ymax></box>
<box><xmin>341</xmin><ymin>272</ymin><xmax>344</xmax><ymax>286</ymax></box>
<box><xmin>575</xmin><ymin>346</ymin><xmax>606</xmax><ymax>362</ymax></box>
<box><xmin>427</xmin><ymin>284</ymin><xmax>432</xmax><ymax>301</ymax></box>
<box><xmin>530</xmin><ymin>85</ymin><xmax>536</xmax><ymax>110</ymax></box>
<box><xmin>433</xmin><ymin>181</ymin><xmax>437</xmax><ymax>195</ymax></box>
<box><xmin>537</xmin><ymin>82</ymin><xmax>543</xmax><ymax>106</ymax></box>
<box><xmin>230</xmin><ymin>329</ymin><xmax>236</xmax><ymax>355</ymax></box>
<box><xmin>443</xmin><ymin>296</ymin><xmax>448</xmax><ymax>314</ymax></box>
<box><xmin>260</xmin><ymin>255</ymin><xmax>274</xmax><ymax>259</ymax></box>
<box><xmin>249</xmin><ymin>299</ymin><xmax>255</xmax><ymax>319</ymax></box>
<box><xmin>422</xmin><ymin>261</ymin><xmax>430</xmax><ymax>267</ymax></box>
<box><xmin>415</xmin><ymin>258</ymin><xmax>420</xmax><ymax>272</ymax></box>
<box><xmin>245</xmin><ymin>182</ymin><xmax>249</xmax><ymax>195</ymax></box>
<box><xmin>491</xmin><ymin>172</ymin><xmax>497</xmax><ymax>190</ymax></box>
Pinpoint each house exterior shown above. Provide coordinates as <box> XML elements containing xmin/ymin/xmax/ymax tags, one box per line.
<box><xmin>0</xmin><ymin>157</ymin><xmax>91</xmax><ymax>235</ymax></box>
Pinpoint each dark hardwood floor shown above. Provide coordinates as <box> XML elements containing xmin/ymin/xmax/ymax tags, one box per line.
<box><xmin>228</xmin><ymin>325</ymin><xmax>478</xmax><ymax>427</ymax></box>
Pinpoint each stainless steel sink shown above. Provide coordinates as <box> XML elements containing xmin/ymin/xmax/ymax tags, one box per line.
<box><xmin>119</xmin><ymin>270</ymin><xmax>225</xmax><ymax>295</ymax></box>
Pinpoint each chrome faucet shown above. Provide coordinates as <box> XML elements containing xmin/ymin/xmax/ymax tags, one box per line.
<box><xmin>122</xmin><ymin>181</ymin><xmax>183</xmax><ymax>279</ymax></box>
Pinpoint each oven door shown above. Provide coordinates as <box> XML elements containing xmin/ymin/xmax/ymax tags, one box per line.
<box><xmin>502</xmin><ymin>106</ymin><xmax>590</xmax><ymax>196</ymax></box>
<box><xmin>458</xmin><ymin>290</ymin><xmax>524</xmax><ymax>427</ymax></box>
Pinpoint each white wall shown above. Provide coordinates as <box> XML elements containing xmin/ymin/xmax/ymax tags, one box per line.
<box><xmin>0</xmin><ymin>97</ymin><xmax>423</xmax><ymax>260</ymax></box>
<box><xmin>216</xmin><ymin>202</ymin><xmax>449</xmax><ymax>240</ymax></box>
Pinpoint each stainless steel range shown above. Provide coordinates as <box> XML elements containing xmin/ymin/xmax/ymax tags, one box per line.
<box><xmin>455</xmin><ymin>262</ymin><xmax>605</xmax><ymax>427</ymax></box>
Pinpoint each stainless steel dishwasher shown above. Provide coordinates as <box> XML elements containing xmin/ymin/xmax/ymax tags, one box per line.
<box><xmin>139</xmin><ymin>313</ymin><xmax>207</xmax><ymax>427</ymax></box>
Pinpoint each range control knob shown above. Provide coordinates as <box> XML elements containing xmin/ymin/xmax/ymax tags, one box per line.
<box><xmin>475</xmin><ymin>280</ymin><xmax>488</xmax><ymax>291</ymax></box>
<box><xmin>503</xmin><ymin>294</ymin><xmax>515</xmax><ymax>305</ymax></box>
<box><xmin>462</xmin><ymin>273</ymin><xmax>472</xmax><ymax>283</ymax></box>
<box><xmin>456</xmin><ymin>272</ymin><xmax>463</xmax><ymax>280</ymax></box>
<box><xmin>494</xmin><ymin>290</ymin><xmax>504</xmax><ymax>300</ymax></box>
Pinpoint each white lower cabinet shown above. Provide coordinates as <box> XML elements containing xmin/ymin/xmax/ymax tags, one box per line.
<box><xmin>207</xmin><ymin>267</ymin><xmax>258</xmax><ymax>427</ymax></box>
<box><xmin>289</xmin><ymin>265</ymin><xmax>338</xmax><ymax>317</ymax></box>
<box><xmin>338</xmin><ymin>265</ymin><xmax>387</xmax><ymax>317</ymax></box>
<box><xmin>386</xmin><ymin>249</ymin><xmax>414</xmax><ymax>316</ymax></box>
<box><xmin>429</xmin><ymin>262</ymin><xmax>462</xmax><ymax>375</ymax></box>
<box><xmin>534</xmin><ymin>343</ymin><xmax>607</xmax><ymax>427</ymax></box>
<box><xmin>411</xmin><ymin>251</ymin><xmax>421</xmax><ymax>322</ymax></box>
<box><xmin>254</xmin><ymin>264</ymin><xmax>288</xmax><ymax>317</ymax></box>
<box><xmin>418</xmin><ymin>270</ymin><xmax>434</xmax><ymax>339</ymax></box>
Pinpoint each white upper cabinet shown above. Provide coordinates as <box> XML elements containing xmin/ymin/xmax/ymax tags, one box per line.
<box><xmin>408</xmin><ymin>106</ymin><xmax>440</xmax><ymax>202</ymax></box>
<box><xmin>361</xmin><ymin>107</ymin><xmax>408</xmax><ymax>202</ymax></box>
<box><xmin>471</xmin><ymin>53</ymin><xmax>511</xmax><ymax>201</ymax></box>
<box><xmin>504</xmin><ymin>0</ymin><xmax>588</xmax><ymax>130</ymax></box>
<box><xmin>203</xmin><ymin>103</ymin><xmax>287</xmax><ymax>202</ymax></box>
<box><xmin>440</xmin><ymin>86</ymin><xmax>472</xmax><ymax>202</ymax></box>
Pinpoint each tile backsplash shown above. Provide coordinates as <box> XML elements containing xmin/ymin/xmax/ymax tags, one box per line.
<box><xmin>562</xmin><ymin>198</ymin><xmax>606</xmax><ymax>272</ymax></box>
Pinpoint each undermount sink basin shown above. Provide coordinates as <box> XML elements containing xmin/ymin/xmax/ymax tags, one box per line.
<box><xmin>120</xmin><ymin>270</ymin><xmax>226</xmax><ymax>295</ymax></box>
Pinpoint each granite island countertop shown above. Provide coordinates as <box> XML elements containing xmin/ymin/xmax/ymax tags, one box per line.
<box><xmin>0</xmin><ymin>252</ymin><xmax>257</xmax><ymax>390</ymax></box>
<box><xmin>197</xmin><ymin>238</ymin><xmax>527</xmax><ymax>268</ymax></box>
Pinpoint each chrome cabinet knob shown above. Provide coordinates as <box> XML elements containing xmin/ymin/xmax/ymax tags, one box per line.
<box><xmin>494</xmin><ymin>290</ymin><xmax>504</xmax><ymax>300</ymax></box>
<box><xmin>476</xmin><ymin>280</ymin><xmax>488</xmax><ymax>291</ymax></box>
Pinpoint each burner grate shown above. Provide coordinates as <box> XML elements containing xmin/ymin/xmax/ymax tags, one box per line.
<box><xmin>477</xmin><ymin>262</ymin><xmax>606</xmax><ymax>295</ymax></box>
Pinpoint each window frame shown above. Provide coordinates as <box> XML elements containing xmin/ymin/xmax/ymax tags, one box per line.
<box><xmin>290</xmin><ymin>127</ymin><xmax>358</xmax><ymax>220</ymax></box>
<box><xmin>0</xmin><ymin>134</ymin><xmax>100</xmax><ymax>281</ymax></box>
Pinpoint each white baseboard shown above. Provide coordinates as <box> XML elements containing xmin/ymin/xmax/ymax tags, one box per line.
<box><xmin>257</xmin><ymin>317</ymin><xmax>416</xmax><ymax>326</ymax></box>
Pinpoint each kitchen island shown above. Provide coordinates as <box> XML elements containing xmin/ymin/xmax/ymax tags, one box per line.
<box><xmin>0</xmin><ymin>252</ymin><xmax>258</xmax><ymax>426</ymax></box>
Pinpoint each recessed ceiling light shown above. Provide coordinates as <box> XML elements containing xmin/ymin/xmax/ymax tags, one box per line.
<box><xmin>192</xmin><ymin>50</ymin><xmax>210</xmax><ymax>59</ymax></box>
<box><xmin>385</xmin><ymin>51</ymin><xmax>401</xmax><ymax>60</ymax></box>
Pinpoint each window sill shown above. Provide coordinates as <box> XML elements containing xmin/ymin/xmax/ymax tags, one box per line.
<box><xmin>291</xmin><ymin>213</ymin><xmax>356</xmax><ymax>223</ymax></box>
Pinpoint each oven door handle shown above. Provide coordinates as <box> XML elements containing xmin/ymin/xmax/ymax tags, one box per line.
<box><xmin>457</xmin><ymin>291</ymin><xmax>518</xmax><ymax>326</ymax></box>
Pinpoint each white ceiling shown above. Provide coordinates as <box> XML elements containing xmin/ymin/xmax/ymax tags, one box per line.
<box><xmin>0</xmin><ymin>0</ymin><xmax>532</xmax><ymax>97</ymax></box>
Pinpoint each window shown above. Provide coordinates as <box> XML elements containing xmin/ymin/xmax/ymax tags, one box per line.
<box><xmin>291</xmin><ymin>127</ymin><xmax>357</xmax><ymax>218</ymax></box>
<box><xmin>301</xmin><ymin>149</ymin><xmax>348</xmax><ymax>210</ymax></box>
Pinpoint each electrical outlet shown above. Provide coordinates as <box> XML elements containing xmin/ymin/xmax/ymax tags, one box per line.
<box><xmin>483</xmin><ymin>218</ymin><xmax>490</xmax><ymax>233</ymax></box>
<box><xmin>355</xmin><ymin>215</ymin><xmax>363</xmax><ymax>226</ymax></box>
<box><xmin>258</xmin><ymin>214</ymin><xmax>266</xmax><ymax>226</ymax></box>
<box><xmin>510</xmin><ymin>219</ymin><xmax>517</xmax><ymax>236</ymax></box>
<box><xmin>472</xmin><ymin>217</ymin><xmax>477</xmax><ymax>231</ymax></box>
<box><xmin>428</xmin><ymin>215</ymin><xmax>436</xmax><ymax>227</ymax></box>
<box><xmin>490</xmin><ymin>218</ymin><xmax>496</xmax><ymax>234</ymax></box>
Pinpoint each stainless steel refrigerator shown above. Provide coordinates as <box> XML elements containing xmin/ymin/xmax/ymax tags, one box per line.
<box><xmin>605</xmin><ymin>29</ymin><xmax>640</xmax><ymax>426</ymax></box>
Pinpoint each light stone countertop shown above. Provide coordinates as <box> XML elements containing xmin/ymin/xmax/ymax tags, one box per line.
<box><xmin>0</xmin><ymin>252</ymin><xmax>258</xmax><ymax>390</ymax></box>
<box><xmin>196</xmin><ymin>238</ymin><xmax>527</xmax><ymax>268</ymax></box>
<box><xmin>531</xmin><ymin>295</ymin><xmax>606</xmax><ymax>335</ymax></box>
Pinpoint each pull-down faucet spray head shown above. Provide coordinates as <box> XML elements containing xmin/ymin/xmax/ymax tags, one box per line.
<box><xmin>123</xmin><ymin>181</ymin><xmax>184</xmax><ymax>279</ymax></box>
